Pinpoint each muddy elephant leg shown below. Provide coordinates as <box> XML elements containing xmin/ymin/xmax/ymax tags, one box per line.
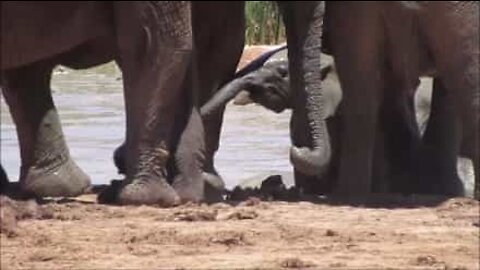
<box><xmin>1</xmin><ymin>61</ymin><xmax>90</xmax><ymax>197</ymax></box>
<box><xmin>193</xmin><ymin>2</ymin><xmax>245</xmax><ymax>199</ymax></box>
<box><xmin>113</xmin><ymin>2</ymin><xmax>193</xmax><ymax>206</ymax></box>
<box><xmin>417</xmin><ymin>79</ymin><xmax>465</xmax><ymax>196</ymax></box>
<box><xmin>419</xmin><ymin>5</ymin><xmax>478</xmax><ymax>197</ymax></box>
<box><xmin>333</xmin><ymin>64</ymin><xmax>382</xmax><ymax>197</ymax></box>
<box><xmin>327</xmin><ymin>3</ymin><xmax>384</xmax><ymax>197</ymax></box>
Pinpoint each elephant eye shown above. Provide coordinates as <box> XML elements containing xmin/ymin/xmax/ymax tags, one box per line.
<box><xmin>276</xmin><ymin>64</ymin><xmax>289</xmax><ymax>77</ymax></box>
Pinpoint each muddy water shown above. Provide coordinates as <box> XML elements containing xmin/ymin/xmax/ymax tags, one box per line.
<box><xmin>0</xmin><ymin>62</ymin><xmax>292</xmax><ymax>189</ymax></box>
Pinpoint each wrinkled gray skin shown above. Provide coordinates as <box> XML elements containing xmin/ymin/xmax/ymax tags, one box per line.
<box><xmin>1</xmin><ymin>2</ymin><xmax>195</xmax><ymax>206</ymax></box>
<box><xmin>325</xmin><ymin>2</ymin><xmax>479</xmax><ymax>198</ymax></box>
<box><xmin>114</xmin><ymin>2</ymin><xmax>328</xmax><ymax>202</ymax></box>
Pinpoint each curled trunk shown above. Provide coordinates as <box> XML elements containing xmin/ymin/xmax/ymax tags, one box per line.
<box><xmin>281</xmin><ymin>2</ymin><xmax>331</xmax><ymax>177</ymax></box>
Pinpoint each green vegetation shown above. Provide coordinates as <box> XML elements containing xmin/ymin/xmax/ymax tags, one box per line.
<box><xmin>245</xmin><ymin>1</ymin><xmax>286</xmax><ymax>45</ymax></box>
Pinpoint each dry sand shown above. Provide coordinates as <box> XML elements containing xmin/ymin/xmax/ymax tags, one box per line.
<box><xmin>1</xmin><ymin>194</ymin><xmax>479</xmax><ymax>270</ymax></box>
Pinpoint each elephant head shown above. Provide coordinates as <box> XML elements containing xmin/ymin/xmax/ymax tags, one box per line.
<box><xmin>201</xmin><ymin>49</ymin><xmax>338</xmax><ymax>116</ymax></box>
<box><xmin>201</xmin><ymin>45</ymin><xmax>289</xmax><ymax>115</ymax></box>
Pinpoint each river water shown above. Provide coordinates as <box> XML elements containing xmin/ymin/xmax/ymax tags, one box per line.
<box><xmin>0</xmin><ymin>62</ymin><xmax>292</xmax><ymax>189</ymax></box>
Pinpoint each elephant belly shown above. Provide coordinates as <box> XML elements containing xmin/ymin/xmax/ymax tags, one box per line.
<box><xmin>1</xmin><ymin>1</ymin><xmax>113</xmax><ymax>69</ymax></box>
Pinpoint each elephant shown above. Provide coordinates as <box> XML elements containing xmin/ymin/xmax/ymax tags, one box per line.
<box><xmin>193</xmin><ymin>2</ymin><xmax>478</xmax><ymax>199</ymax></box>
<box><xmin>201</xmin><ymin>47</ymin><xmax>408</xmax><ymax>195</ymax></box>
<box><xmin>1</xmin><ymin>2</ymin><xmax>197</xmax><ymax>206</ymax></box>
<box><xmin>324</xmin><ymin>1</ymin><xmax>479</xmax><ymax>198</ymax></box>
<box><xmin>2</xmin><ymin>2</ymin><xmax>328</xmax><ymax>205</ymax></box>
<box><xmin>112</xmin><ymin>2</ymin><xmax>329</xmax><ymax>203</ymax></box>
<box><xmin>203</xmin><ymin>34</ymin><xmax>477</xmax><ymax>197</ymax></box>
<box><xmin>198</xmin><ymin>2</ymin><xmax>479</xmax><ymax>199</ymax></box>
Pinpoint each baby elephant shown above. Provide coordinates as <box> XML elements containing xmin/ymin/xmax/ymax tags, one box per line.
<box><xmin>201</xmin><ymin>48</ymin><xmax>342</xmax><ymax>119</ymax></box>
<box><xmin>201</xmin><ymin>46</ymin><xmax>342</xmax><ymax>121</ymax></box>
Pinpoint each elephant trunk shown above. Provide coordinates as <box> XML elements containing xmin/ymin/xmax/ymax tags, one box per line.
<box><xmin>285</xmin><ymin>2</ymin><xmax>331</xmax><ymax>177</ymax></box>
<box><xmin>200</xmin><ymin>77</ymin><xmax>247</xmax><ymax>116</ymax></box>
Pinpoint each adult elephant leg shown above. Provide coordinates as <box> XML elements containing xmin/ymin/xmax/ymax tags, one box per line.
<box><xmin>420</xmin><ymin>2</ymin><xmax>478</xmax><ymax>198</ymax></box>
<box><xmin>327</xmin><ymin>3</ymin><xmax>384</xmax><ymax>197</ymax></box>
<box><xmin>380</xmin><ymin>74</ymin><xmax>422</xmax><ymax>194</ymax></box>
<box><xmin>418</xmin><ymin>79</ymin><xmax>464</xmax><ymax>196</ymax></box>
<box><xmin>113</xmin><ymin>2</ymin><xmax>193</xmax><ymax>206</ymax></box>
<box><xmin>1</xmin><ymin>61</ymin><xmax>90</xmax><ymax>197</ymax></box>
<box><xmin>193</xmin><ymin>2</ymin><xmax>245</xmax><ymax>198</ymax></box>
<box><xmin>278</xmin><ymin>2</ymin><xmax>330</xmax><ymax>192</ymax></box>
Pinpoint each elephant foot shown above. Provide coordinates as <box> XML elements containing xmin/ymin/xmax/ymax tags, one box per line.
<box><xmin>202</xmin><ymin>172</ymin><xmax>225</xmax><ymax>190</ymax></box>
<box><xmin>97</xmin><ymin>179</ymin><xmax>124</xmax><ymax>204</ymax></box>
<box><xmin>171</xmin><ymin>173</ymin><xmax>226</xmax><ymax>204</ymax></box>
<box><xmin>420</xmin><ymin>176</ymin><xmax>465</xmax><ymax>197</ymax></box>
<box><xmin>202</xmin><ymin>172</ymin><xmax>226</xmax><ymax>203</ymax></box>
<box><xmin>414</xmin><ymin>156</ymin><xmax>465</xmax><ymax>197</ymax></box>
<box><xmin>117</xmin><ymin>177</ymin><xmax>180</xmax><ymax>206</ymax></box>
<box><xmin>22</xmin><ymin>158</ymin><xmax>91</xmax><ymax>198</ymax></box>
<box><xmin>172</xmin><ymin>175</ymin><xmax>204</xmax><ymax>203</ymax></box>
